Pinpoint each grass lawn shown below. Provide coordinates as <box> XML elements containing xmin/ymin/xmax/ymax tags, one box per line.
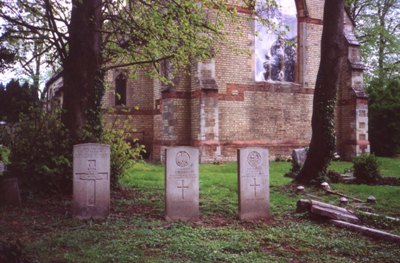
<box><xmin>0</xmin><ymin>158</ymin><xmax>399</xmax><ymax>262</ymax></box>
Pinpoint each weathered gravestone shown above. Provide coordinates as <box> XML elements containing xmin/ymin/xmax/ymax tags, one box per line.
<box><xmin>73</xmin><ymin>143</ymin><xmax>110</xmax><ymax>219</ymax></box>
<box><xmin>292</xmin><ymin>148</ymin><xmax>308</xmax><ymax>168</ymax></box>
<box><xmin>0</xmin><ymin>176</ymin><xmax>21</xmax><ymax>206</ymax></box>
<box><xmin>238</xmin><ymin>148</ymin><xmax>269</xmax><ymax>220</ymax></box>
<box><xmin>165</xmin><ymin>147</ymin><xmax>199</xmax><ymax>221</ymax></box>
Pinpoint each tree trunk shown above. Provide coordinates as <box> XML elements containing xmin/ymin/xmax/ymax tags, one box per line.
<box><xmin>62</xmin><ymin>0</ymin><xmax>104</xmax><ymax>143</ymax></box>
<box><xmin>295</xmin><ymin>0</ymin><xmax>345</xmax><ymax>184</ymax></box>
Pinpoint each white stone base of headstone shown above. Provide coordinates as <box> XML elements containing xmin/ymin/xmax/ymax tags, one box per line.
<box><xmin>72</xmin><ymin>143</ymin><xmax>110</xmax><ymax>219</ymax></box>
<box><xmin>238</xmin><ymin>148</ymin><xmax>270</xmax><ymax>220</ymax></box>
<box><xmin>165</xmin><ymin>147</ymin><xmax>199</xmax><ymax>221</ymax></box>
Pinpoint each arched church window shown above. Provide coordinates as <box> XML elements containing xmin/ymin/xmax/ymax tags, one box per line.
<box><xmin>255</xmin><ymin>0</ymin><xmax>297</xmax><ymax>82</ymax></box>
<box><xmin>115</xmin><ymin>73</ymin><xmax>127</xmax><ymax>106</ymax></box>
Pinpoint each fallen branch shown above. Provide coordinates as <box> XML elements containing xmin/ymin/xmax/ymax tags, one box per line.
<box><xmin>330</xmin><ymin>219</ymin><xmax>400</xmax><ymax>244</ymax></box>
<box><xmin>325</xmin><ymin>189</ymin><xmax>363</xmax><ymax>202</ymax></box>
<box><xmin>303</xmin><ymin>193</ymin><xmax>321</xmax><ymax>200</ymax></box>
<box><xmin>357</xmin><ymin>211</ymin><xmax>400</xmax><ymax>223</ymax></box>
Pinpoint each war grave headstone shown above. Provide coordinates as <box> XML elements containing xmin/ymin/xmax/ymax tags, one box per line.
<box><xmin>292</xmin><ymin>148</ymin><xmax>308</xmax><ymax>167</ymax></box>
<box><xmin>165</xmin><ymin>147</ymin><xmax>199</xmax><ymax>221</ymax></box>
<box><xmin>73</xmin><ymin>143</ymin><xmax>110</xmax><ymax>219</ymax></box>
<box><xmin>238</xmin><ymin>148</ymin><xmax>269</xmax><ymax>220</ymax></box>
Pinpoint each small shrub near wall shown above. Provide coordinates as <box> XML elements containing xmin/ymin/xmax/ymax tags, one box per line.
<box><xmin>352</xmin><ymin>154</ymin><xmax>382</xmax><ymax>184</ymax></box>
<box><xmin>101</xmin><ymin>115</ymin><xmax>145</xmax><ymax>188</ymax></box>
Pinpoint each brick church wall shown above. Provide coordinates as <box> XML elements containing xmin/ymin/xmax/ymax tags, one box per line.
<box><xmin>98</xmin><ymin>0</ymin><xmax>369</xmax><ymax>162</ymax></box>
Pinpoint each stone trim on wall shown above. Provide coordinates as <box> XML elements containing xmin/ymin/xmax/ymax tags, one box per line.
<box><xmin>192</xmin><ymin>139</ymin><xmax>308</xmax><ymax>147</ymax></box>
<box><xmin>338</xmin><ymin>98</ymin><xmax>368</xmax><ymax>106</ymax></box>
<box><xmin>159</xmin><ymin>83</ymin><xmax>314</xmax><ymax>102</ymax></box>
<box><xmin>105</xmin><ymin>108</ymin><xmax>157</xmax><ymax>115</ymax></box>
<box><xmin>298</xmin><ymin>17</ymin><xmax>323</xmax><ymax>25</ymax></box>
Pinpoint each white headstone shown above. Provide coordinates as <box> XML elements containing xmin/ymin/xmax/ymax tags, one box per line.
<box><xmin>238</xmin><ymin>148</ymin><xmax>270</xmax><ymax>220</ymax></box>
<box><xmin>165</xmin><ymin>147</ymin><xmax>199</xmax><ymax>221</ymax></box>
<box><xmin>73</xmin><ymin>143</ymin><xmax>110</xmax><ymax>219</ymax></box>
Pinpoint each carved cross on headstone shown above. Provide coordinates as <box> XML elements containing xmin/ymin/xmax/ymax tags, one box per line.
<box><xmin>250</xmin><ymin>177</ymin><xmax>261</xmax><ymax>197</ymax></box>
<box><xmin>177</xmin><ymin>179</ymin><xmax>189</xmax><ymax>200</ymax></box>
<box><xmin>76</xmin><ymin>160</ymin><xmax>108</xmax><ymax>206</ymax></box>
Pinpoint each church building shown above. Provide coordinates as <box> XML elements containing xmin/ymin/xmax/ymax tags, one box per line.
<box><xmin>46</xmin><ymin>0</ymin><xmax>369</xmax><ymax>162</ymax></box>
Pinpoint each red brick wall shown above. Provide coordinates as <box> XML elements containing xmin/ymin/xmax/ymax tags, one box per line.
<box><xmin>100</xmin><ymin>0</ymin><xmax>369</xmax><ymax>162</ymax></box>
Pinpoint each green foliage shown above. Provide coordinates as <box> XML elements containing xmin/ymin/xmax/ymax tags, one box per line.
<box><xmin>347</xmin><ymin>0</ymin><xmax>400</xmax><ymax>81</ymax></box>
<box><xmin>368</xmin><ymin>78</ymin><xmax>400</xmax><ymax>156</ymax></box>
<box><xmin>0</xmin><ymin>145</ymin><xmax>9</xmax><ymax>164</ymax></box>
<box><xmin>101</xmin><ymin>115</ymin><xmax>145</xmax><ymax>188</ymax></box>
<box><xmin>352</xmin><ymin>154</ymin><xmax>382</xmax><ymax>184</ymax></box>
<box><xmin>0</xmin><ymin>79</ymin><xmax>39</xmax><ymax>123</ymax></box>
<box><xmin>0</xmin><ymin>45</ymin><xmax>15</xmax><ymax>73</ymax></box>
<box><xmin>1</xmin><ymin>107</ymin><xmax>72</xmax><ymax>195</ymax></box>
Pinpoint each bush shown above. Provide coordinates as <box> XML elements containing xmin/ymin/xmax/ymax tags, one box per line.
<box><xmin>368</xmin><ymin>78</ymin><xmax>400</xmax><ymax>156</ymax></box>
<box><xmin>1</xmin><ymin>108</ymin><xmax>72</xmax><ymax>195</ymax></box>
<box><xmin>352</xmin><ymin>154</ymin><xmax>382</xmax><ymax>184</ymax></box>
<box><xmin>0</xmin><ymin>145</ymin><xmax>9</xmax><ymax>163</ymax></box>
<box><xmin>101</xmin><ymin>116</ymin><xmax>145</xmax><ymax>188</ymax></box>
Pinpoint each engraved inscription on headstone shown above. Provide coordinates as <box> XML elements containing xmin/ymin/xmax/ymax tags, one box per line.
<box><xmin>73</xmin><ymin>143</ymin><xmax>110</xmax><ymax>219</ymax></box>
<box><xmin>250</xmin><ymin>177</ymin><xmax>261</xmax><ymax>197</ymax></box>
<box><xmin>76</xmin><ymin>160</ymin><xmax>108</xmax><ymax>206</ymax></box>
<box><xmin>238</xmin><ymin>148</ymin><xmax>269</xmax><ymax>220</ymax></box>
<box><xmin>177</xmin><ymin>179</ymin><xmax>189</xmax><ymax>199</ymax></box>
<box><xmin>165</xmin><ymin>147</ymin><xmax>199</xmax><ymax>221</ymax></box>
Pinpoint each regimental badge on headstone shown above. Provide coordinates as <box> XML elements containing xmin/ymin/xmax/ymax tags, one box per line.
<box><xmin>165</xmin><ymin>147</ymin><xmax>199</xmax><ymax>221</ymax></box>
<box><xmin>72</xmin><ymin>143</ymin><xmax>110</xmax><ymax>219</ymax></box>
<box><xmin>238</xmin><ymin>147</ymin><xmax>270</xmax><ymax>220</ymax></box>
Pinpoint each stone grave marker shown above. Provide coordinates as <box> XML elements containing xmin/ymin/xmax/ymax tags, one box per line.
<box><xmin>165</xmin><ymin>147</ymin><xmax>199</xmax><ymax>221</ymax></box>
<box><xmin>73</xmin><ymin>143</ymin><xmax>110</xmax><ymax>219</ymax></box>
<box><xmin>292</xmin><ymin>148</ymin><xmax>308</xmax><ymax>167</ymax></box>
<box><xmin>1</xmin><ymin>176</ymin><xmax>21</xmax><ymax>206</ymax></box>
<box><xmin>238</xmin><ymin>147</ymin><xmax>269</xmax><ymax>220</ymax></box>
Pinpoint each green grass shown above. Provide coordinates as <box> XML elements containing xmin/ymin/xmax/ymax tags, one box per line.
<box><xmin>377</xmin><ymin>157</ymin><xmax>400</xmax><ymax>177</ymax></box>
<box><xmin>1</xmin><ymin>158</ymin><xmax>400</xmax><ymax>262</ymax></box>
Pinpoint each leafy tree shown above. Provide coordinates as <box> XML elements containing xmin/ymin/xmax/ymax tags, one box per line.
<box><xmin>296</xmin><ymin>0</ymin><xmax>345</xmax><ymax>184</ymax></box>
<box><xmin>346</xmin><ymin>0</ymin><xmax>399</xmax><ymax>156</ymax></box>
<box><xmin>0</xmin><ymin>33</ymin><xmax>16</xmax><ymax>74</ymax></box>
<box><xmin>0</xmin><ymin>3</ymin><xmax>61</xmax><ymax>91</ymax></box>
<box><xmin>347</xmin><ymin>0</ymin><xmax>399</xmax><ymax>81</ymax></box>
<box><xmin>1</xmin><ymin>0</ymin><xmax>252</xmax><ymax>143</ymax></box>
<box><xmin>0</xmin><ymin>79</ymin><xmax>39</xmax><ymax>123</ymax></box>
<box><xmin>368</xmin><ymin>78</ymin><xmax>400</xmax><ymax>156</ymax></box>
